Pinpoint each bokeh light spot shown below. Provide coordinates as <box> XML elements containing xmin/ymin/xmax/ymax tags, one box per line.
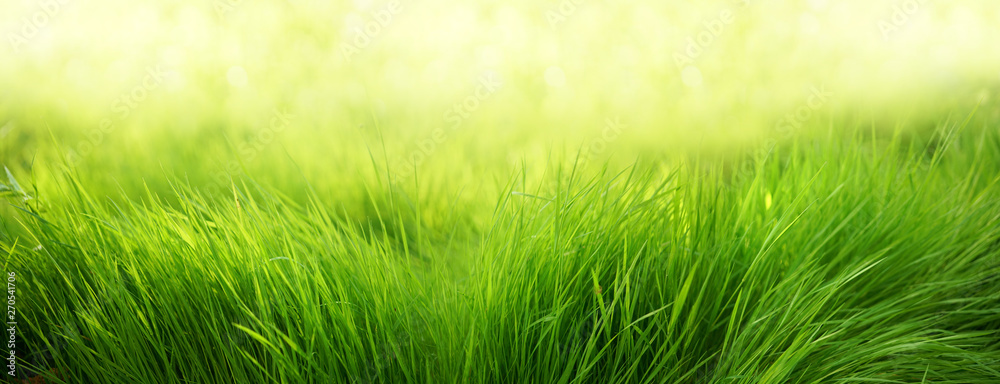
<box><xmin>227</xmin><ymin>66</ymin><xmax>248</xmax><ymax>88</ymax></box>
<box><xmin>682</xmin><ymin>66</ymin><xmax>703</xmax><ymax>88</ymax></box>
<box><xmin>545</xmin><ymin>66</ymin><xmax>566</xmax><ymax>87</ymax></box>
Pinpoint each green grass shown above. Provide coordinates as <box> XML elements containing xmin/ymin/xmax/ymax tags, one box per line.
<box><xmin>3</xmin><ymin>2</ymin><xmax>1000</xmax><ymax>382</ymax></box>
<box><xmin>2</xmin><ymin>116</ymin><xmax>999</xmax><ymax>383</ymax></box>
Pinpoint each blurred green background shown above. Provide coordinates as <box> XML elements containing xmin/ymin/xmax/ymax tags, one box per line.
<box><xmin>2</xmin><ymin>0</ymin><xmax>999</xmax><ymax>214</ymax></box>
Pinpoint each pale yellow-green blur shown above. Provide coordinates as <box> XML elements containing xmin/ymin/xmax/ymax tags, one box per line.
<box><xmin>1</xmin><ymin>0</ymin><xmax>999</xmax><ymax>200</ymax></box>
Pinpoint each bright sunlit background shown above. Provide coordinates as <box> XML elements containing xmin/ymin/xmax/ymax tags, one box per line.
<box><xmin>2</xmin><ymin>0</ymin><xmax>999</xmax><ymax>200</ymax></box>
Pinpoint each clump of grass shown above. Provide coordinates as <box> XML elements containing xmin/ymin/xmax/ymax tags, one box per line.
<box><xmin>1</xmin><ymin>119</ymin><xmax>999</xmax><ymax>383</ymax></box>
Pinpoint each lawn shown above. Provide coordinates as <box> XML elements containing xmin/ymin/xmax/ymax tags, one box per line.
<box><xmin>2</xmin><ymin>1</ymin><xmax>1000</xmax><ymax>383</ymax></box>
